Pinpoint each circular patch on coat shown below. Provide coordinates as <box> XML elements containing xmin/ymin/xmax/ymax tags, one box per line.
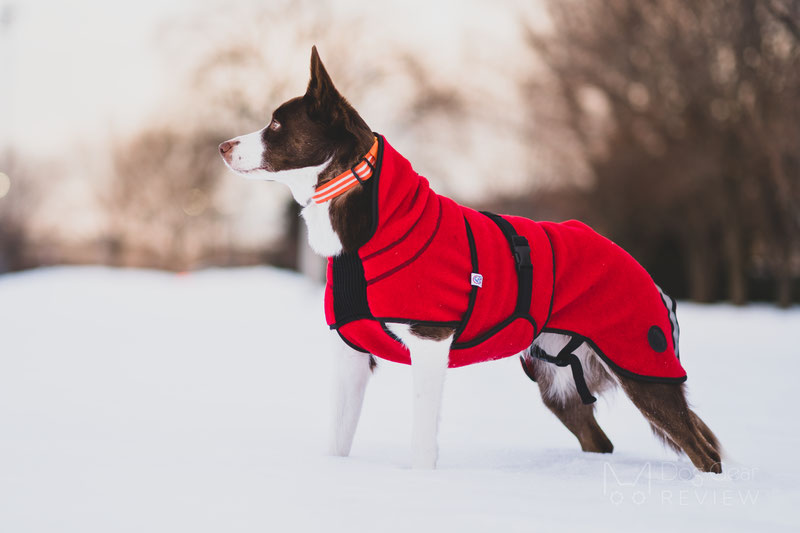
<box><xmin>648</xmin><ymin>325</ymin><xmax>668</xmax><ymax>353</ymax></box>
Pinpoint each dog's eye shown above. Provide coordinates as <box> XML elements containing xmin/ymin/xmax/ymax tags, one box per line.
<box><xmin>269</xmin><ymin>119</ymin><xmax>281</xmax><ymax>131</ymax></box>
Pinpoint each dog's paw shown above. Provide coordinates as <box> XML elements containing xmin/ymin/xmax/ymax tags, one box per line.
<box><xmin>411</xmin><ymin>458</ymin><xmax>437</xmax><ymax>469</ymax></box>
<box><xmin>328</xmin><ymin>448</ymin><xmax>351</xmax><ymax>458</ymax></box>
<box><xmin>327</xmin><ymin>439</ymin><xmax>353</xmax><ymax>458</ymax></box>
<box><xmin>411</xmin><ymin>442</ymin><xmax>438</xmax><ymax>469</ymax></box>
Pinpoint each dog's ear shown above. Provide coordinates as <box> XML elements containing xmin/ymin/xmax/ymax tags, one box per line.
<box><xmin>305</xmin><ymin>46</ymin><xmax>344</xmax><ymax>122</ymax></box>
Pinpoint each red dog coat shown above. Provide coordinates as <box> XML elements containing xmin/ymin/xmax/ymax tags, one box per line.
<box><xmin>324</xmin><ymin>136</ymin><xmax>685</xmax><ymax>385</ymax></box>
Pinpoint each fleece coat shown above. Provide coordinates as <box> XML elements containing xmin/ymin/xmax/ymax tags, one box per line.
<box><xmin>324</xmin><ymin>135</ymin><xmax>686</xmax><ymax>383</ymax></box>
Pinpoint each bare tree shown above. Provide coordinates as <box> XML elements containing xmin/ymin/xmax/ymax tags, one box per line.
<box><xmin>526</xmin><ymin>0</ymin><xmax>799</xmax><ymax>305</ymax></box>
<box><xmin>101</xmin><ymin>128</ymin><xmax>224</xmax><ymax>270</ymax></box>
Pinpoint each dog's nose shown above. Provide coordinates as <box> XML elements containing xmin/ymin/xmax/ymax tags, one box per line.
<box><xmin>219</xmin><ymin>140</ymin><xmax>238</xmax><ymax>155</ymax></box>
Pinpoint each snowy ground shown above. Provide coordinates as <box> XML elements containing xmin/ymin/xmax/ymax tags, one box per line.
<box><xmin>0</xmin><ymin>266</ymin><xmax>798</xmax><ymax>532</ymax></box>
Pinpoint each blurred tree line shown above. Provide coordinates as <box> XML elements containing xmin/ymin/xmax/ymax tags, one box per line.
<box><xmin>93</xmin><ymin>1</ymin><xmax>470</xmax><ymax>274</ymax></box>
<box><xmin>516</xmin><ymin>0</ymin><xmax>799</xmax><ymax>306</ymax></box>
<box><xmin>0</xmin><ymin>0</ymin><xmax>797</xmax><ymax>306</ymax></box>
<box><xmin>0</xmin><ymin>150</ymin><xmax>36</xmax><ymax>272</ymax></box>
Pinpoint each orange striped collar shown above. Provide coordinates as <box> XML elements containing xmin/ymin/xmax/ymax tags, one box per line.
<box><xmin>312</xmin><ymin>138</ymin><xmax>379</xmax><ymax>204</ymax></box>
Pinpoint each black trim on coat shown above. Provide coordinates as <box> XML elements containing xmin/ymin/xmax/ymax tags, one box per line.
<box><xmin>451</xmin><ymin>314</ymin><xmax>536</xmax><ymax>350</ymax></box>
<box><xmin>540</xmin><ymin>327</ymin><xmax>688</xmax><ymax>384</ymax></box>
<box><xmin>454</xmin><ymin>216</ymin><xmax>479</xmax><ymax>342</ymax></box>
<box><xmin>364</xmin><ymin>133</ymin><xmax>385</xmax><ymax>244</ymax></box>
<box><xmin>380</xmin><ymin>321</ymin><xmax>405</xmax><ymax>346</ymax></box>
<box><xmin>330</xmin><ymin>317</ymin><xmax>462</xmax><ymax>330</ymax></box>
<box><xmin>337</xmin><ymin>330</ymin><xmax>369</xmax><ymax>353</ymax></box>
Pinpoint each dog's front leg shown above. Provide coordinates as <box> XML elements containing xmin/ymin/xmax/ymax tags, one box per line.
<box><xmin>329</xmin><ymin>335</ymin><xmax>373</xmax><ymax>457</ymax></box>
<box><xmin>388</xmin><ymin>324</ymin><xmax>452</xmax><ymax>469</ymax></box>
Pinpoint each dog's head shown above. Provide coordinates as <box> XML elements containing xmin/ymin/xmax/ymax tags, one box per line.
<box><xmin>219</xmin><ymin>46</ymin><xmax>373</xmax><ymax>204</ymax></box>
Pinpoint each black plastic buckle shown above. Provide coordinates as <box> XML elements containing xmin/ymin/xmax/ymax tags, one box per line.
<box><xmin>351</xmin><ymin>156</ymin><xmax>374</xmax><ymax>186</ymax></box>
<box><xmin>511</xmin><ymin>235</ymin><xmax>532</xmax><ymax>268</ymax></box>
<box><xmin>351</xmin><ymin>163</ymin><xmax>365</xmax><ymax>184</ymax></box>
<box><xmin>364</xmin><ymin>157</ymin><xmax>375</xmax><ymax>173</ymax></box>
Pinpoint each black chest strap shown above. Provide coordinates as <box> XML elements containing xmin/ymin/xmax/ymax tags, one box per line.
<box><xmin>480</xmin><ymin>211</ymin><xmax>533</xmax><ymax>316</ymax></box>
<box><xmin>484</xmin><ymin>211</ymin><xmax>596</xmax><ymax>405</ymax></box>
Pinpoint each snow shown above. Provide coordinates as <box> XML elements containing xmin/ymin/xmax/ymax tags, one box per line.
<box><xmin>0</xmin><ymin>266</ymin><xmax>798</xmax><ymax>532</ymax></box>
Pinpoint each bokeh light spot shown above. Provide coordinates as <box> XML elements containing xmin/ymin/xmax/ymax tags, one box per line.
<box><xmin>182</xmin><ymin>188</ymin><xmax>208</xmax><ymax>217</ymax></box>
<box><xmin>0</xmin><ymin>172</ymin><xmax>10</xmax><ymax>199</ymax></box>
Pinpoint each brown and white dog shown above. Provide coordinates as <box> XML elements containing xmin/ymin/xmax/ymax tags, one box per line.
<box><xmin>219</xmin><ymin>47</ymin><xmax>722</xmax><ymax>472</ymax></box>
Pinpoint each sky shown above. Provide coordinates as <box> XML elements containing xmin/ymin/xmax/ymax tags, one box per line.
<box><xmin>0</xmin><ymin>0</ymin><xmax>549</xmax><ymax>246</ymax></box>
<box><xmin>2</xmin><ymin>0</ymin><xmax>541</xmax><ymax>154</ymax></box>
<box><xmin>1</xmin><ymin>0</ymin><xmax>196</xmax><ymax>152</ymax></box>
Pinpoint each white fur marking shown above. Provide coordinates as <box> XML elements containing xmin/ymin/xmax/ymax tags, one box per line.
<box><xmin>223</xmin><ymin>128</ymin><xmax>266</xmax><ymax>172</ymax></box>
<box><xmin>329</xmin><ymin>333</ymin><xmax>373</xmax><ymax>457</ymax></box>
<box><xmin>387</xmin><ymin>323</ymin><xmax>452</xmax><ymax>469</ymax></box>
<box><xmin>532</xmin><ymin>332</ymin><xmax>576</xmax><ymax>403</ymax></box>
<box><xmin>222</xmin><ymin>127</ymin><xmax>342</xmax><ymax>254</ymax></box>
<box><xmin>269</xmin><ymin>161</ymin><xmax>331</xmax><ymax>205</ymax></box>
<box><xmin>301</xmin><ymin>201</ymin><xmax>343</xmax><ymax>257</ymax></box>
<box><xmin>530</xmin><ymin>332</ymin><xmax>617</xmax><ymax>405</ymax></box>
<box><xmin>222</xmin><ymin>128</ymin><xmax>332</xmax><ymax>204</ymax></box>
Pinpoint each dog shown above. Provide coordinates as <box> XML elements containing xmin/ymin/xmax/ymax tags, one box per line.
<box><xmin>219</xmin><ymin>46</ymin><xmax>722</xmax><ymax>473</ymax></box>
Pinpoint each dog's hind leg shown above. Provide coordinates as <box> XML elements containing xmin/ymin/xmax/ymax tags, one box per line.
<box><xmin>689</xmin><ymin>410</ymin><xmax>722</xmax><ymax>457</ymax></box>
<box><xmin>329</xmin><ymin>335</ymin><xmax>374</xmax><ymax>457</ymax></box>
<box><xmin>524</xmin><ymin>334</ymin><xmax>617</xmax><ymax>453</ymax></box>
<box><xmin>540</xmin><ymin>387</ymin><xmax>614</xmax><ymax>454</ymax></box>
<box><xmin>617</xmin><ymin>376</ymin><xmax>722</xmax><ymax>473</ymax></box>
<box><xmin>388</xmin><ymin>323</ymin><xmax>454</xmax><ymax>469</ymax></box>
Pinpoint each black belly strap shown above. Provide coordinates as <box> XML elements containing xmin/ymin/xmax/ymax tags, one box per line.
<box><xmin>522</xmin><ymin>336</ymin><xmax>598</xmax><ymax>405</ymax></box>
